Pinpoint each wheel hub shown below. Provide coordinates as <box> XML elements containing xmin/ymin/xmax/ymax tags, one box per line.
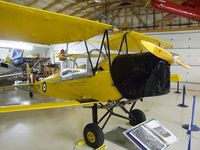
<box><xmin>87</xmin><ymin>132</ymin><xmax>95</xmax><ymax>143</ymax></box>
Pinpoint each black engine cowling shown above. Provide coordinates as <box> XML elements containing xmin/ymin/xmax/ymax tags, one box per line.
<box><xmin>111</xmin><ymin>52</ymin><xmax>170</xmax><ymax>99</ymax></box>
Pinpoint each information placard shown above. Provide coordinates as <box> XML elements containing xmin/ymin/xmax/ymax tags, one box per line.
<box><xmin>124</xmin><ymin>119</ymin><xmax>178</xmax><ymax>150</ymax></box>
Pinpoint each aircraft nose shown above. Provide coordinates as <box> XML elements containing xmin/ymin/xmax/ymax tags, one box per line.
<box><xmin>110</xmin><ymin>52</ymin><xmax>170</xmax><ymax>99</ymax></box>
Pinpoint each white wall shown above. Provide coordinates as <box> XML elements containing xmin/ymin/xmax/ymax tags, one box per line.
<box><xmin>0</xmin><ymin>40</ymin><xmax>50</xmax><ymax>62</ymax></box>
<box><xmin>146</xmin><ymin>30</ymin><xmax>200</xmax><ymax>89</ymax></box>
<box><xmin>23</xmin><ymin>46</ymin><xmax>49</xmax><ymax>58</ymax></box>
<box><xmin>0</xmin><ymin>48</ymin><xmax>11</xmax><ymax>62</ymax></box>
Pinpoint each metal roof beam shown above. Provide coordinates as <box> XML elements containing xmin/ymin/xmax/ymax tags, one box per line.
<box><xmin>43</xmin><ymin>0</ymin><xmax>62</xmax><ymax>10</ymax></box>
<box><xmin>69</xmin><ymin>2</ymin><xmax>96</xmax><ymax>16</ymax></box>
<box><xmin>56</xmin><ymin>3</ymin><xmax>77</xmax><ymax>13</ymax></box>
<box><xmin>27</xmin><ymin>0</ymin><xmax>40</xmax><ymax>6</ymax></box>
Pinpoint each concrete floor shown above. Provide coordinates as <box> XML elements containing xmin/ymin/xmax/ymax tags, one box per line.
<box><xmin>0</xmin><ymin>88</ymin><xmax>200</xmax><ymax>150</ymax></box>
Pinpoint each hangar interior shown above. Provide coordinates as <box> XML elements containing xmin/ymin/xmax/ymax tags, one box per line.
<box><xmin>0</xmin><ymin>0</ymin><xmax>200</xmax><ymax>150</ymax></box>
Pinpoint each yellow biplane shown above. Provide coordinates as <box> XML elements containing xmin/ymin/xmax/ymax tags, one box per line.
<box><xmin>0</xmin><ymin>1</ymin><xmax>189</xmax><ymax>149</ymax></box>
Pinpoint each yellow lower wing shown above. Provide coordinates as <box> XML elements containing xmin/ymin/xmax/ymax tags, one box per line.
<box><xmin>0</xmin><ymin>83</ymin><xmax>34</xmax><ymax>89</ymax></box>
<box><xmin>0</xmin><ymin>101</ymin><xmax>97</xmax><ymax>113</ymax></box>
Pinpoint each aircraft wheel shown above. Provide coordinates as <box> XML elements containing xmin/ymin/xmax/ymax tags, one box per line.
<box><xmin>129</xmin><ymin>109</ymin><xmax>146</xmax><ymax>126</ymax></box>
<box><xmin>29</xmin><ymin>91</ymin><xmax>33</xmax><ymax>98</ymax></box>
<box><xmin>83</xmin><ymin>123</ymin><xmax>104</xmax><ymax>149</ymax></box>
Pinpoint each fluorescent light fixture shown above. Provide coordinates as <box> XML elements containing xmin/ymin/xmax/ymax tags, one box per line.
<box><xmin>0</xmin><ymin>40</ymin><xmax>33</xmax><ymax>50</ymax></box>
<box><xmin>94</xmin><ymin>0</ymin><xmax>102</xmax><ymax>2</ymax></box>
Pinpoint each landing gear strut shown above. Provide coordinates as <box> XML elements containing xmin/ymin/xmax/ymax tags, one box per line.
<box><xmin>29</xmin><ymin>91</ymin><xmax>33</xmax><ymax>98</ymax></box>
<box><xmin>83</xmin><ymin>104</ymin><xmax>104</xmax><ymax>149</ymax></box>
<box><xmin>83</xmin><ymin>100</ymin><xmax>146</xmax><ymax>149</ymax></box>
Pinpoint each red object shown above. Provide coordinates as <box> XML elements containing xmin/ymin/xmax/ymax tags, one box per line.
<box><xmin>151</xmin><ymin>0</ymin><xmax>200</xmax><ymax>21</ymax></box>
<box><xmin>59</xmin><ymin>49</ymin><xmax>65</xmax><ymax>61</ymax></box>
<box><xmin>163</xmin><ymin>13</ymin><xmax>177</xmax><ymax>21</ymax></box>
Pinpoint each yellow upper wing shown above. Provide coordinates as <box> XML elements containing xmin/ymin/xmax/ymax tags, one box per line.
<box><xmin>0</xmin><ymin>1</ymin><xmax>112</xmax><ymax>44</ymax></box>
<box><xmin>109</xmin><ymin>31</ymin><xmax>173</xmax><ymax>52</ymax></box>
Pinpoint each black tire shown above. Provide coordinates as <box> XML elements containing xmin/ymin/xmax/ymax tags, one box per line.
<box><xmin>83</xmin><ymin>123</ymin><xmax>104</xmax><ymax>149</ymax></box>
<box><xmin>29</xmin><ymin>91</ymin><xmax>33</xmax><ymax>98</ymax></box>
<box><xmin>129</xmin><ymin>109</ymin><xmax>146</xmax><ymax>126</ymax></box>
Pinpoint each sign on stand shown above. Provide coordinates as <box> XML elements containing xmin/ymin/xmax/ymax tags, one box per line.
<box><xmin>124</xmin><ymin>119</ymin><xmax>178</xmax><ymax>150</ymax></box>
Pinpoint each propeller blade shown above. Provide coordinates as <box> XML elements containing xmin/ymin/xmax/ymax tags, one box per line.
<box><xmin>176</xmin><ymin>60</ymin><xmax>191</xmax><ymax>69</ymax></box>
<box><xmin>141</xmin><ymin>40</ymin><xmax>173</xmax><ymax>64</ymax></box>
<box><xmin>141</xmin><ymin>40</ymin><xmax>190</xmax><ymax>69</ymax></box>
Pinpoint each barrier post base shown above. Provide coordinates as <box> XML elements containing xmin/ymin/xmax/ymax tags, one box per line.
<box><xmin>175</xmin><ymin>91</ymin><xmax>181</xmax><ymax>94</ymax></box>
<box><xmin>182</xmin><ymin>124</ymin><xmax>200</xmax><ymax>132</ymax></box>
<box><xmin>177</xmin><ymin>104</ymin><xmax>189</xmax><ymax>108</ymax></box>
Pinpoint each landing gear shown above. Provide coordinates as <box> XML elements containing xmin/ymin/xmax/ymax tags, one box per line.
<box><xmin>129</xmin><ymin>109</ymin><xmax>146</xmax><ymax>126</ymax></box>
<box><xmin>83</xmin><ymin>123</ymin><xmax>104</xmax><ymax>149</ymax></box>
<box><xmin>83</xmin><ymin>100</ymin><xmax>146</xmax><ymax>149</ymax></box>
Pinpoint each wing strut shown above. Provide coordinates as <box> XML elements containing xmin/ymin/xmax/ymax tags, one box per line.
<box><xmin>95</xmin><ymin>30</ymin><xmax>107</xmax><ymax>69</ymax></box>
<box><xmin>105</xmin><ymin>30</ymin><xmax>112</xmax><ymax>69</ymax></box>
<box><xmin>84</xmin><ymin>40</ymin><xmax>95</xmax><ymax>75</ymax></box>
<box><xmin>118</xmin><ymin>33</ymin><xmax>126</xmax><ymax>55</ymax></box>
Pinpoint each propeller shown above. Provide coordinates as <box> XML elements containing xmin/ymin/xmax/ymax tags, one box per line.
<box><xmin>176</xmin><ymin>59</ymin><xmax>191</xmax><ymax>69</ymax></box>
<box><xmin>141</xmin><ymin>40</ymin><xmax>190</xmax><ymax>69</ymax></box>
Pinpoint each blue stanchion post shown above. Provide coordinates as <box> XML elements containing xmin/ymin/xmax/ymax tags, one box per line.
<box><xmin>187</xmin><ymin>127</ymin><xmax>192</xmax><ymax>150</ymax></box>
<box><xmin>177</xmin><ymin>85</ymin><xmax>188</xmax><ymax>107</ymax></box>
<box><xmin>188</xmin><ymin>96</ymin><xmax>195</xmax><ymax>150</ymax></box>
<box><xmin>182</xmin><ymin>96</ymin><xmax>200</xmax><ymax>150</ymax></box>
<box><xmin>182</xmin><ymin>96</ymin><xmax>200</xmax><ymax>131</ymax></box>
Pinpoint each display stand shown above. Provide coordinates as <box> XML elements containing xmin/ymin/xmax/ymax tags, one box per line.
<box><xmin>124</xmin><ymin>119</ymin><xmax>178</xmax><ymax>150</ymax></box>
